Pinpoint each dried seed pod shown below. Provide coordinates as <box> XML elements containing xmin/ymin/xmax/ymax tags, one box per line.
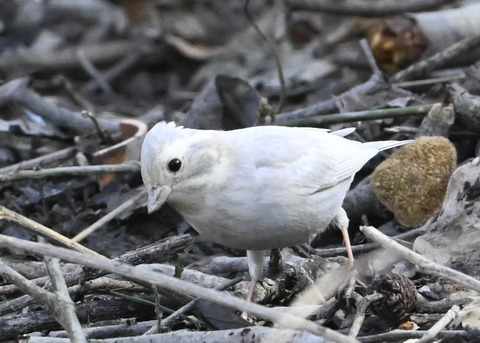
<box><xmin>367</xmin><ymin>16</ymin><xmax>427</xmax><ymax>73</ymax></box>
<box><xmin>368</xmin><ymin>273</ymin><xmax>417</xmax><ymax>321</ymax></box>
<box><xmin>371</xmin><ymin>136</ymin><xmax>456</xmax><ymax>227</ymax></box>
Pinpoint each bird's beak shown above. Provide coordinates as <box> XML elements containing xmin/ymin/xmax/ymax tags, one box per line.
<box><xmin>147</xmin><ymin>185</ymin><xmax>171</xmax><ymax>213</ymax></box>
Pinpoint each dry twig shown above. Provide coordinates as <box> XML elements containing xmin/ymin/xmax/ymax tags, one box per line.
<box><xmin>349</xmin><ymin>292</ymin><xmax>384</xmax><ymax>338</ymax></box>
<box><xmin>244</xmin><ymin>0</ymin><xmax>286</xmax><ymax>113</ymax></box>
<box><xmin>0</xmin><ymin>235</ymin><xmax>192</xmax><ymax>316</ymax></box>
<box><xmin>0</xmin><ymin>259</ymin><xmax>86</xmax><ymax>342</ymax></box>
<box><xmin>72</xmin><ymin>188</ymin><xmax>146</xmax><ymax>242</ymax></box>
<box><xmin>0</xmin><ymin>147</ymin><xmax>77</xmax><ymax>175</ymax></box>
<box><xmin>29</xmin><ymin>327</ymin><xmax>344</xmax><ymax>343</ymax></box>
<box><xmin>0</xmin><ymin>78</ymin><xmax>119</xmax><ymax>134</ymax></box>
<box><xmin>43</xmin><ymin>253</ymin><xmax>86</xmax><ymax>343</ymax></box>
<box><xmin>277</xmin><ymin>104</ymin><xmax>435</xmax><ymax>127</ymax></box>
<box><xmin>0</xmin><ymin>163</ymin><xmax>140</xmax><ymax>182</ymax></box>
<box><xmin>143</xmin><ymin>276</ymin><xmax>244</xmax><ymax>334</ymax></box>
<box><xmin>391</xmin><ymin>35</ymin><xmax>480</xmax><ymax>82</ymax></box>
<box><xmin>416</xmin><ymin>305</ymin><xmax>460</xmax><ymax>343</ymax></box>
<box><xmin>0</xmin><ymin>206</ymin><xmax>101</xmax><ymax>256</ymax></box>
<box><xmin>360</xmin><ymin>226</ymin><xmax>480</xmax><ymax>292</ymax></box>
<box><xmin>0</xmin><ymin>234</ymin><xmax>359</xmax><ymax>343</ymax></box>
<box><xmin>287</xmin><ymin>0</ymin><xmax>456</xmax><ymax>17</ymax></box>
<box><xmin>357</xmin><ymin>329</ymin><xmax>471</xmax><ymax>342</ymax></box>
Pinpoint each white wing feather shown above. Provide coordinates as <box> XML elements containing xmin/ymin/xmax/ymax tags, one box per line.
<box><xmin>221</xmin><ymin>126</ymin><xmax>404</xmax><ymax>193</ymax></box>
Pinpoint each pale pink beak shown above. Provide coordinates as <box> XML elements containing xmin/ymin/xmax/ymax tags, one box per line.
<box><xmin>147</xmin><ymin>185</ymin><xmax>171</xmax><ymax>213</ymax></box>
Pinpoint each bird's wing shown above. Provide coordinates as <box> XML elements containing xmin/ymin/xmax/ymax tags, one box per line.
<box><xmin>225</xmin><ymin>126</ymin><xmax>380</xmax><ymax>193</ymax></box>
<box><xmin>330</xmin><ymin>127</ymin><xmax>355</xmax><ymax>137</ymax></box>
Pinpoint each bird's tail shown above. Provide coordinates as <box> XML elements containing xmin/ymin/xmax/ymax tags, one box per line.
<box><xmin>365</xmin><ymin>140</ymin><xmax>413</xmax><ymax>151</ymax></box>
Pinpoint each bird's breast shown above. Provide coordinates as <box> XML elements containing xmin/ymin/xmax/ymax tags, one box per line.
<box><xmin>176</xmin><ymin>181</ymin><xmax>351</xmax><ymax>250</ymax></box>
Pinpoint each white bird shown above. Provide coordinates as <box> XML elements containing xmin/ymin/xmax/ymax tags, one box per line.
<box><xmin>141</xmin><ymin>121</ymin><xmax>410</xmax><ymax>301</ymax></box>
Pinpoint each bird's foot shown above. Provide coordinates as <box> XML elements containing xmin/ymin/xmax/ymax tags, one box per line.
<box><xmin>241</xmin><ymin>277</ymin><xmax>257</xmax><ymax>319</ymax></box>
<box><xmin>343</xmin><ymin>267</ymin><xmax>358</xmax><ymax>300</ymax></box>
<box><xmin>335</xmin><ymin>263</ymin><xmax>358</xmax><ymax>309</ymax></box>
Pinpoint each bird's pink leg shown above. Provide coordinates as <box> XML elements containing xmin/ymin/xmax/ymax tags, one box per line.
<box><xmin>242</xmin><ymin>250</ymin><xmax>264</xmax><ymax>318</ymax></box>
<box><xmin>333</xmin><ymin>207</ymin><xmax>358</xmax><ymax>301</ymax></box>
<box><xmin>334</xmin><ymin>207</ymin><xmax>354</xmax><ymax>266</ymax></box>
<box><xmin>340</xmin><ymin>225</ymin><xmax>354</xmax><ymax>266</ymax></box>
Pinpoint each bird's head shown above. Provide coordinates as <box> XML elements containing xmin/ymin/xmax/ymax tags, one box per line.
<box><xmin>140</xmin><ymin>122</ymin><xmax>224</xmax><ymax>213</ymax></box>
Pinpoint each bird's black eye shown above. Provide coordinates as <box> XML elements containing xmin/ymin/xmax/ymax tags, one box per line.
<box><xmin>168</xmin><ymin>158</ymin><xmax>182</xmax><ymax>172</ymax></box>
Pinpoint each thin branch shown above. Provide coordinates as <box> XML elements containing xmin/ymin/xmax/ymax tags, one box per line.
<box><xmin>0</xmin><ymin>147</ymin><xmax>77</xmax><ymax>175</ymax></box>
<box><xmin>0</xmin><ymin>206</ymin><xmax>101</xmax><ymax>256</ymax></box>
<box><xmin>0</xmin><ymin>162</ymin><xmax>140</xmax><ymax>182</ymax></box>
<box><xmin>30</xmin><ymin>326</ymin><xmax>355</xmax><ymax>343</ymax></box>
<box><xmin>76</xmin><ymin>49</ymin><xmax>114</xmax><ymax>95</ymax></box>
<box><xmin>44</xmin><ymin>255</ymin><xmax>86</xmax><ymax>343</ymax></box>
<box><xmin>276</xmin><ymin>104</ymin><xmax>436</xmax><ymax>127</ymax></box>
<box><xmin>81</xmin><ymin>51</ymin><xmax>142</xmax><ymax>94</ymax></box>
<box><xmin>0</xmin><ymin>259</ymin><xmax>86</xmax><ymax>342</ymax></box>
<box><xmin>0</xmin><ymin>78</ymin><xmax>119</xmax><ymax>134</ymax></box>
<box><xmin>144</xmin><ymin>276</ymin><xmax>244</xmax><ymax>334</ymax></box>
<box><xmin>391</xmin><ymin>35</ymin><xmax>480</xmax><ymax>82</ymax></box>
<box><xmin>0</xmin><ymin>235</ymin><xmax>191</xmax><ymax>315</ymax></box>
<box><xmin>358</xmin><ymin>330</ymin><xmax>472</xmax><ymax>342</ymax></box>
<box><xmin>244</xmin><ymin>0</ymin><xmax>286</xmax><ymax>113</ymax></box>
<box><xmin>360</xmin><ymin>226</ymin><xmax>480</xmax><ymax>292</ymax></box>
<box><xmin>286</xmin><ymin>0</ymin><xmax>456</xmax><ymax>17</ymax></box>
<box><xmin>80</xmin><ymin>110</ymin><xmax>109</xmax><ymax>142</ymax></box>
<box><xmin>314</xmin><ymin>226</ymin><xmax>427</xmax><ymax>258</ymax></box>
<box><xmin>349</xmin><ymin>292</ymin><xmax>384</xmax><ymax>338</ymax></box>
<box><xmin>0</xmin><ymin>259</ymin><xmax>54</xmax><ymax>306</ymax></box>
<box><xmin>416</xmin><ymin>305</ymin><xmax>460</xmax><ymax>343</ymax></box>
<box><xmin>72</xmin><ymin>188</ymin><xmax>146</xmax><ymax>242</ymax></box>
<box><xmin>0</xmin><ymin>234</ymin><xmax>359</xmax><ymax>343</ymax></box>
<box><xmin>0</xmin><ymin>40</ymin><xmax>153</xmax><ymax>74</ymax></box>
<box><xmin>392</xmin><ymin>73</ymin><xmax>465</xmax><ymax>89</ymax></box>
<box><xmin>359</xmin><ymin>39</ymin><xmax>382</xmax><ymax>76</ymax></box>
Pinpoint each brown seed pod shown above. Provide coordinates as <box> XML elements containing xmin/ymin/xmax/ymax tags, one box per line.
<box><xmin>371</xmin><ymin>136</ymin><xmax>456</xmax><ymax>227</ymax></box>
<box><xmin>367</xmin><ymin>16</ymin><xmax>427</xmax><ymax>73</ymax></box>
<box><xmin>368</xmin><ymin>273</ymin><xmax>417</xmax><ymax>321</ymax></box>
